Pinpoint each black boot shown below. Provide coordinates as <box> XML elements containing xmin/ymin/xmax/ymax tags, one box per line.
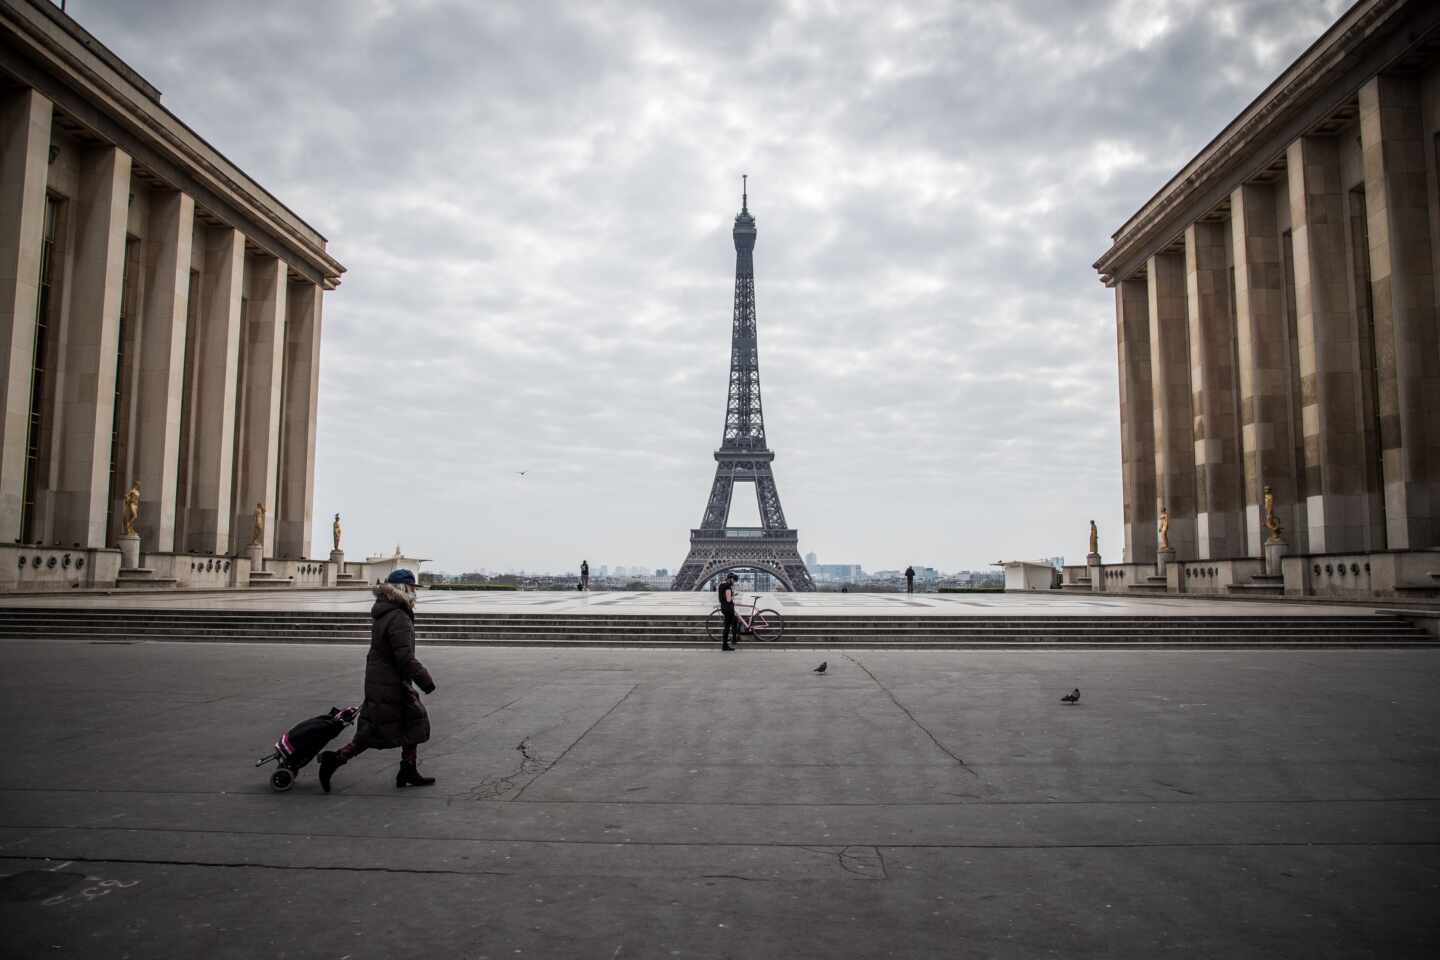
<box><xmin>396</xmin><ymin>760</ymin><xmax>435</xmax><ymax>788</ymax></box>
<box><xmin>317</xmin><ymin>750</ymin><xmax>346</xmax><ymax>794</ymax></box>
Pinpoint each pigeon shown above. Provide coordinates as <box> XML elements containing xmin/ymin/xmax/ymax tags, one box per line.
<box><xmin>1061</xmin><ymin>688</ymin><xmax>1080</xmax><ymax>704</ymax></box>
<box><xmin>813</xmin><ymin>661</ymin><xmax>828</xmax><ymax>674</ymax></box>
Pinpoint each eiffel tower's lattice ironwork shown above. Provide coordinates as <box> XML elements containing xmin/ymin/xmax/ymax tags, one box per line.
<box><xmin>672</xmin><ymin>183</ymin><xmax>815</xmax><ymax>592</ymax></box>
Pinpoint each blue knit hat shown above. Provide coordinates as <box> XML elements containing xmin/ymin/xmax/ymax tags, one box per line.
<box><xmin>386</xmin><ymin>568</ymin><xmax>417</xmax><ymax>586</ymax></box>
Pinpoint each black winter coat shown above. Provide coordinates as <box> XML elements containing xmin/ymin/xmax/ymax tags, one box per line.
<box><xmin>354</xmin><ymin>585</ymin><xmax>437</xmax><ymax>749</ymax></box>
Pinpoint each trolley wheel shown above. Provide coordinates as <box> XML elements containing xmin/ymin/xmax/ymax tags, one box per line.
<box><xmin>270</xmin><ymin>768</ymin><xmax>295</xmax><ymax>792</ymax></box>
<box><xmin>750</xmin><ymin>608</ymin><xmax>784</xmax><ymax>642</ymax></box>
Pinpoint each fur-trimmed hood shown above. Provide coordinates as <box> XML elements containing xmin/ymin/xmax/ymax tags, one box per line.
<box><xmin>372</xmin><ymin>581</ymin><xmax>416</xmax><ymax>611</ymax></box>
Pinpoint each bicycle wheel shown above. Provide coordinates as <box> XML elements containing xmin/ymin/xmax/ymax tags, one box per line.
<box><xmin>749</xmin><ymin>608</ymin><xmax>784</xmax><ymax>642</ymax></box>
<box><xmin>706</xmin><ymin>608</ymin><xmax>723</xmax><ymax>642</ymax></box>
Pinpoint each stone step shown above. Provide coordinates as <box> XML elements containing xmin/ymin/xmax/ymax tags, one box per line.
<box><xmin>0</xmin><ymin>618</ymin><xmax>1418</xmax><ymax>634</ymax></box>
<box><xmin>0</xmin><ymin>616</ymin><xmax>1416</xmax><ymax>630</ymax></box>
<box><xmin>0</xmin><ymin>613</ymin><xmax>1416</xmax><ymax>627</ymax></box>
<box><xmin>113</xmin><ymin>571</ymin><xmax>179</xmax><ymax>589</ymax></box>
<box><xmin>1227</xmin><ymin>581</ymin><xmax>1285</xmax><ymax>596</ymax></box>
<box><xmin>5</xmin><ymin>630</ymin><xmax>1435</xmax><ymax>649</ymax></box>
<box><xmin>1</xmin><ymin>608</ymin><xmax>1428</xmax><ymax>648</ymax></box>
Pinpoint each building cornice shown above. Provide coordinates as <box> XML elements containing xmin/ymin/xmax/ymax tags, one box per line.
<box><xmin>0</xmin><ymin>0</ymin><xmax>345</xmax><ymax>288</ymax></box>
<box><xmin>1093</xmin><ymin>0</ymin><xmax>1437</xmax><ymax>286</ymax></box>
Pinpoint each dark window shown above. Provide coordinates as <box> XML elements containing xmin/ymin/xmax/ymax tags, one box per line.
<box><xmin>229</xmin><ymin>295</ymin><xmax>251</xmax><ymax>551</ymax></box>
<box><xmin>20</xmin><ymin>196</ymin><xmax>60</xmax><ymax>544</ymax></box>
<box><xmin>1348</xmin><ymin>185</ymin><xmax>1385</xmax><ymax>549</ymax></box>
<box><xmin>1280</xmin><ymin>229</ymin><xmax>1305</xmax><ymax>504</ymax></box>
<box><xmin>106</xmin><ymin>235</ymin><xmax>141</xmax><ymax>541</ymax></box>
<box><xmin>174</xmin><ymin>268</ymin><xmax>201</xmax><ymax>550</ymax></box>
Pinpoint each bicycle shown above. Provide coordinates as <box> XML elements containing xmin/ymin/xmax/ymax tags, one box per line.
<box><xmin>705</xmin><ymin>594</ymin><xmax>785</xmax><ymax>642</ymax></box>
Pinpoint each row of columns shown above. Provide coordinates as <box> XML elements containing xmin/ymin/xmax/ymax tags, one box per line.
<box><xmin>1116</xmin><ymin>73</ymin><xmax>1440</xmax><ymax>563</ymax></box>
<box><xmin>0</xmin><ymin>87</ymin><xmax>323</xmax><ymax>559</ymax></box>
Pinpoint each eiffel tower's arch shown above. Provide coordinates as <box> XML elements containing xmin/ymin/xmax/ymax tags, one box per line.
<box><xmin>691</xmin><ymin>557</ymin><xmax>803</xmax><ymax>593</ymax></box>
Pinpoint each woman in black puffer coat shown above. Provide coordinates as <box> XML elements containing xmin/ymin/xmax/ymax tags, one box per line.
<box><xmin>318</xmin><ymin>569</ymin><xmax>437</xmax><ymax>792</ymax></box>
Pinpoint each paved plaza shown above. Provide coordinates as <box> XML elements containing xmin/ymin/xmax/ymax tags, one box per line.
<box><xmin>0</xmin><ymin>588</ymin><xmax>1388</xmax><ymax>617</ymax></box>
<box><xmin>1</xmin><ymin>636</ymin><xmax>1437</xmax><ymax>958</ymax></box>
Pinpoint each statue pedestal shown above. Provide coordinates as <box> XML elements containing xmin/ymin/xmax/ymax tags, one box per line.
<box><xmin>1087</xmin><ymin>553</ymin><xmax>1102</xmax><ymax>592</ymax></box>
<box><xmin>1156</xmin><ymin>548</ymin><xmax>1175</xmax><ymax>578</ymax></box>
<box><xmin>329</xmin><ymin>549</ymin><xmax>344</xmax><ymax>568</ymax></box>
<box><xmin>248</xmin><ymin>543</ymin><xmax>264</xmax><ymax>572</ymax></box>
<box><xmin>118</xmin><ymin>533</ymin><xmax>140</xmax><ymax>571</ymax></box>
<box><xmin>1264</xmin><ymin>538</ymin><xmax>1287</xmax><ymax>577</ymax></box>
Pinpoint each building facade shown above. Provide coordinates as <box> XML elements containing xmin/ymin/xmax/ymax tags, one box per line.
<box><xmin>1093</xmin><ymin>0</ymin><xmax>1440</xmax><ymax>600</ymax></box>
<box><xmin>1</xmin><ymin>1</ymin><xmax>344</xmax><ymax>590</ymax></box>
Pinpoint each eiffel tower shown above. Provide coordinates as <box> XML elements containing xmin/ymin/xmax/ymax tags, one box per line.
<box><xmin>671</xmin><ymin>181</ymin><xmax>815</xmax><ymax>592</ymax></box>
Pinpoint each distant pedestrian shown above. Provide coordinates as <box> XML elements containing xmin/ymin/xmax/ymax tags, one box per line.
<box><xmin>718</xmin><ymin>574</ymin><xmax>740</xmax><ymax>652</ymax></box>
<box><xmin>905</xmin><ymin>566</ymin><xmax>915</xmax><ymax>594</ymax></box>
<box><xmin>581</xmin><ymin>560</ymin><xmax>590</xmax><ymax>591</ymax></box>
<box><xmin>318</xmin><ymin>569</ymin><xmax>438</xmax><ymax>792</ymax></box>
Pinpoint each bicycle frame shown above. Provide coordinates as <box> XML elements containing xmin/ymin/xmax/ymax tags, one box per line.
<box><xmin>733</xmin><ymin>594</ymin><xmax>760</xmax><ymax>631</ymax></box>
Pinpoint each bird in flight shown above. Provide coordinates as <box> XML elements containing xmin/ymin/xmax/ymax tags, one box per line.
<box><xmin>516</xmin><ymin>471</ymin><xmax>528</xmax><ymax>477</ymax></box>
<box><xmin>1061</xmin><ymin>688</ymin><xmax>1080</xmax><ymax>703</ymax></box>
<box><xmin>813</xmin><ymin>661</ymin><xmax>827</xmax><ymax>674</ymax></box>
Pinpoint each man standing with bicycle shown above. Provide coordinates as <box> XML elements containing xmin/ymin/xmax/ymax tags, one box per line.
<box><xmin>718</xmin><ymin>573</ymin><xmax>740</xmax><ymax>652</ymax></box>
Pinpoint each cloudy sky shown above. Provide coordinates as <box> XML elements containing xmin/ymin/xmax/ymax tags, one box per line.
<box><xmin>75</xmin><ymin>0</ymin><xmax>1346</xmax><ymax>576</ymax></box>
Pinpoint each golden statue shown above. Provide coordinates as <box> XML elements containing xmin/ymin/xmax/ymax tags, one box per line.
<box><xmin>251</xmin><ymin>501</ymin><xmax>265</xmax><ymax>547</ymax></box>
<box><xmin>1263</xmin><ymin>485</ymin><xmax>1283</xmax><ymax>543</ymax></box>
<box><xmin>122</xmin><ymin>481</ymin><xmax>140</xmax><ymax>537</ymax></box>
<box><xmin>1158</xmin><ymin>505</ymin><xmax>1170</xmax><ymax>551</ymax></box>
<box><xmin>332</xmin><ymin>513</ymin><xmax>342</xmax><ymax>552</ymax></box>
<box><xmin>1088</xmin><ymin>520</ymin><xmax>1098</xmax><ymax>556</ymax></box>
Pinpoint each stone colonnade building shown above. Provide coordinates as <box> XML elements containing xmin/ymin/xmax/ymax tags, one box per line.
<box><xmin>1092</xmin><ymin>0</ymin><xmax>1440</xmax><ymax>600</ymax></box>
<box><xmin>0</xmin><ymin>1</ymin><xmax>344</xmax><ymax>590</ymax></box>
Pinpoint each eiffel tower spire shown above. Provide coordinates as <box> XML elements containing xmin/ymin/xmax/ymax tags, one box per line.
<box><xmin>671</xmin><ymin>184</ymin><xmax>815</xmax><ymax>592</ymax></box>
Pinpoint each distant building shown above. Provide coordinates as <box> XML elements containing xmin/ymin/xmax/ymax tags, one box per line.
<box><xmin>813</xmin><ymin>563</ymin><xmax>863</xmax><ymax>582</ymax></box>
<box><xmin>804</xmin><ymin>551</ymin><xmax>817</xmax><ymax>568</ymax></box>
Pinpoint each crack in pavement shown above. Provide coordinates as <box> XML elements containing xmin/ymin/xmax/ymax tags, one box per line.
<box><xmin>1152</xmin><ymin>779</ymin><xmax>1196</xmax><ymax>797</ymax></box>
<box><xmin>511</xmin><ymin>683</ymin><xmax>641</xmax><ymax>800</ymax></box>
<box><xmin>459</xmin><ymin>738</ymin><xmax>548</xmax><ymax>801</ymax></box>
<box><xmin>838</xmin><ymin>845</ymin><xmax>886</xmax><ymax>879</ymax></box>
<box><xmin>796</xmin><ymin>844</ymin><xmax>886</xmax><ymax>879</ymax></box>
<box><xmin>843</xmin><ymin>654</ymin><xmax>980</xmax><ymax>779</ymax></box>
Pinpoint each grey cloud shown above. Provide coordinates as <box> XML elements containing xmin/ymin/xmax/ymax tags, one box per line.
<box><xmin>67</xmin><ymin>0</ymin><xmax>1341</xmax><ymax>572</ymax></box>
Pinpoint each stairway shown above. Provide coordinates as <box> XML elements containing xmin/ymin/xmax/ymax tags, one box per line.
<box><xmin>0</xmin><ymin>608</ymin><xmax>1433</xmax><ymax>648</ymax></box>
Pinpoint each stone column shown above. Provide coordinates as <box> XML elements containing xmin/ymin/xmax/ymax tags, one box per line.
<box><xmin>276</xmin><ymin>280</ymin><xmax>321</xmax><ymax>559</ymax></box>
<box><xmin>1359</xmin><ymin>75</ymin><xmax>1440</xmax><ymax>549</ymax></box>
<box><xmin>1287</xmin><ymin>135</ymin><xmax>1368</xmax><ymax>553</ymax></box>
<box><xmin>183</xmin><ymin>226</ymin><xmax>243</xmax><ymax>555</ymax></box>
<box><xmin>52</xmin><ymin>145</ymin><xmax>131</xmax><ymax>549</ymax></box>
<box><xmin>1148</xmin><ymin>251</ymin><xmax>1196</xmax><ymax>560</ymax></box>
<box><xmin>232</xmin><ymin>255</ymin><xmax>286</xmax><ymax>557</ymax></box>
<box><xmin>0</xmin><ymin>89</ymin><xmax>53</xmax><ymax>543</ymax></box>
<box><xmin>130</xmin><ymin>190</ymin><xmax>193</xmax><ymax>552</ymax></box>
<box><xmin>1232</xmin><ymin>182</ymin><xmax>1302</xmax><ymax>558</ymax></box>
<box><xmin>1116</xmin><ymin>276</ymin><xmax>1156</xmax><ymax>564</ymax></box>
<box><xmin>1185</xmin><ymin>220</ymin><xmax>1245</xmax><ymax>559</ymax></box>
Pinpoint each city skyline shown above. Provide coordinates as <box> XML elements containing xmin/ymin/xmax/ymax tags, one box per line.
<box><xmin>65</xmin><ymin>0</ymin><xmax>1348</xmax><ymax>574</ymax></box>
